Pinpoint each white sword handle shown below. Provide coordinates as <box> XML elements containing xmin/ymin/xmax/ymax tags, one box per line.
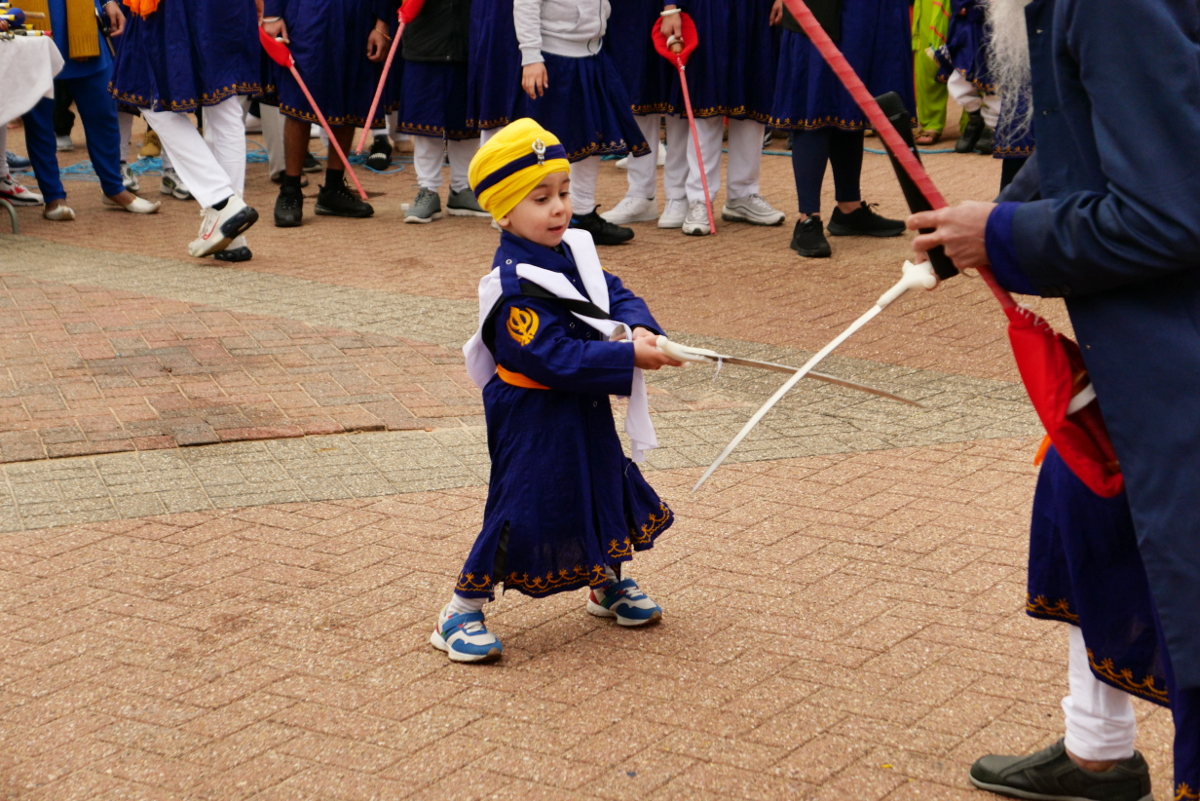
<box><xmin>878</xmin><ymin>259</ymin><xmax>938</xmax><ymax>307</ymax></box>
<box><xmin>656</xmin><ymin>335</ymin><xmax>717</xmax><ymax>364</ymax></box>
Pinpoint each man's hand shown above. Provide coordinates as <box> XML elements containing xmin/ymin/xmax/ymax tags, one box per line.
<box><xmin>634</xmin><ymin>337</ymin><xmax>683</xmax><ymax>370</ymax></box>
<box><xmin>0</xmin><ymin>19</ymin><xmax>8</xmax><ymax>31</ymax></box>
<box><xmin>660</xmin><ymin>5</ymin><xmax>682</xmax><ymax>39</ymax></box>
<box><xmin>522</xmin><ymin>63</ymin><xmax>548</xmax><ymax>99</ymax></box>
<box><xmin>769</xmin><ymin>0</ymin><xmax>784</xmax><ymax>25</ymax></box>
<box><xmin>907</xmin><ymin>201</ymin><xmax>997</xmax><ymax>272</ymax></box>
<box><xmin>263</xmin><ymin>18</ymin><xmax>288</xmax><ymax>43</ymax></box>
<box><xmin>104</xmin><ymin>1</ymin><xmax>125</xmax><ymax>36</ymax></box>
<box><xmin>367</xmin><ymin>23</ymin><xmax>389</xmax><ymax>61</ymax></box>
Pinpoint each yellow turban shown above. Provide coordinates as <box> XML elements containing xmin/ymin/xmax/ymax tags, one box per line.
<box><xmin>468</xmin><ymin>118</ymin><xmax>571</xmax><ymax>221</ymax></box>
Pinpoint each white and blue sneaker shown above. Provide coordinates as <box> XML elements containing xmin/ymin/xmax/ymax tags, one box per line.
<box><xmin>429</xmin><ymin>607</ymin><xmax>503</xmax><ymax>663</ymax></box>
<box><xmin>587</xmin><ymin>578</ymin><xmax>662</xmax><ymax>627</ymax></box>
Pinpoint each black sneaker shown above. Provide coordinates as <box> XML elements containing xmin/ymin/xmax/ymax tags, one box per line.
<box><xmin>213</xmin><ymin>246</ymin><xmax>252</xmax><ymax>263</ymax></box>
<box><xmin>970</xmin><ymin>739</ymin><xmax>1152</xmax><ymax>801</ymax></box>
<box><xmin>570</xmin><ymin>209</ymin><xmax>634</xmax><ymax>245</ymax></box>
<box><xmin>274</xmin><ymin>185</ymin><xmax>304</xmax><ymax>228</ymax></box>
<box><xmin>790</xmin><ymin>217</ymin><xmax>831</xmax><ymax>258</ymax></box>
<box><xmin>315</xmin><ymin>183</ymin><xmax>374</xmax><ymax>218</ymax></box>
<box><xmin>956</xmin><ymin>110</ymin><xmax>985</xmax><ymax>153</ymax></box>
<box><xmin>367</xmin><ymin>135</ymin><xmax>393</xmax><ymax>171</ymax></box>
<box><xmin>302</xmin><ymin>152</ymin><xmax>322</xmax><ymax>173</ymax></box>
<box><xmin>270</xmin><ymin>172</ymin><xmax>308</xmax><ymax>187</ymax></box>
<box><xmin>826</xmin><ymin>203</ymin><xmax>905</xmax><ymax>237</ymax></box>
<box><xmin>974</xmin><ymin>125</ymin><xmax>995</xmax><ymax>155</ymax></box>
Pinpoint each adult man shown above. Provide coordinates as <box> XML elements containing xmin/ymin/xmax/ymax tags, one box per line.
<box><xmin>909</xmin><ymin>1</ymin><xmax>1200</xmax><ymax>798</ymax></box>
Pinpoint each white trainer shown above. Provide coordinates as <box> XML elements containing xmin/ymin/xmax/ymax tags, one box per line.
<box><xmin>188</xmin><ymin>196</ymin><xmax>259</xmax><ymax>258</ymax></box>
<box><xmin>682</xmin><ymin>200</ymin><xmax>712</xmax><ymax>236</ymax></box>
<box><xmin>722</xmin><ymin>194</ymin><xmax>786</xmax><ymax>226</ymax></box>
<box><xmin>658</xmin><ymin>197</ymin><xmax>688</xmax><ymax>229</ymax></box>
<box><xmin>0</xmin><ymin>175</ymin><xmax>43</xmax><ymax>206</ymax></box>
<box><xmin>55</xmin><ymin>135</ymin><xmax>73</xmax><ymax>152</ymax></box>
<box><xmin>120</xmin><ymin>162</ymin><xmax>140</xmax><ymax>192</ymax></box>
<box><xmin>601</xmin><ymin>196</ymin><xmax>658</xmax><ymax>224</ymax></box>
<box><xmin>160</xmin><ymin>168</ymin><xmax>192</xmax><ymax>200</ymax></box>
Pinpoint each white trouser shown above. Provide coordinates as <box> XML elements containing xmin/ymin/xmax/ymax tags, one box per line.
<box><xmin>569</xmin><ymin>155</ymin><xmax>601</xmax><ymax>215</ymax></box>
<box><xmin>413</xmin><ymin>136</ymin><xmax>478</xmax><ymax>193</ymax></box>
<box><xmin>118</xmin><ymin>110</ymin><xmax>173</xmax><ymax>170</ymax></box>
<box><xmin>683</xmin><ymin>115</ymin><xmax>765</xmax><ymax>205</ymax></box>
<box><xmin>663</xmin><ymin>113</ymin><xmax>690</xmax><ymax>201</ymax></box>
<box><xmin>142</xmin><ymin>96</ymin><xmax>245</xmax><ymax>209</ymax></box>
<box><xmin>480</xmin><ymin>127</ymin><xmax>498</xmax><ymax>145</ymax></box>
<box><xmin>259</xmin><ymin>104</ymin><xmax>287</xmax><ymax>181</ymax></box>
<box><xmin>0</xmin><ymin>127</ymin><xmax>8</xmax><ymax>180</ymax></box>
<box><xmin>625</xmin><ymin>114</ymin><xmax>661</xmax><ymax>199</ymax></box>
<box><xmin>1063</xmin><ymin>625</ymin><xmax>1138</xmax><ymax>762</ymax></box>
<box><xmin>948</xmin><ymin>71</ymin><xmax>1001</xmax><ymax>129</ymax></box>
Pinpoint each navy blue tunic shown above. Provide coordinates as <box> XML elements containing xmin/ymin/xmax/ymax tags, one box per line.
<box><xmin>464</xmin><ymin>0</ymin><xmax>521</xmax><ymax>131</ymax></box>
<box><xmin>933</xmin><ymin>0</ymin><xmax>995</xmax><ymax>93</ymax></box>
<box><xmin>456</xmin><ymin>232</ymin><xmax>673</xmax><ymax>599</ymax></box>
<box><xmin>984</xmin><ymin>0</ymin><xmax>1200</xmax><ymax>693</ymax></box>
<box><xmin>606</xmin><ymin>0</ymin><xmax>675</xmax><ymax>115</ymax></box>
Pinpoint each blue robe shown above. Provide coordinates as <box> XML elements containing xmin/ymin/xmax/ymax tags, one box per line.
<box><xmin>932</xmin><ymin>0</ymin><xmax>995</xmax><ymax>94</ymax></box>
<box><xmin>983</xmin><ymin>0</ymin><xmax>1200</xmax><ymax>695</ymax></box>
<box><xmin>464</xmin><ymin>0</ymin><xmax>521</xmax><ymax>131</ymax></box>
<box><xmin>605</xmin><ymin>0</ymin><xmax>675</xmax><ymax>115</ymax></box>
<box><xmin>456</xmin><ymin>232</ymin><xmax>673</xmax><ymax>599</ymax></box>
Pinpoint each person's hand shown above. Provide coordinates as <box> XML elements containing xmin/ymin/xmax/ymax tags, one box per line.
<box><xmin>522</xmin><ymin>62</ymin><xmax>548</xmax><ymax>100</ymax></box>
<box><xmin>263</xmin><ymin>17</ymin><xmax>288</xmax><ymax>43</ymax></box>
<box><xmin>634</xmin><ymin>337</ymin><xmax>683</xmax><ymax>370</ymax></box>
<box><xmin>769</xmin><ymin>0</ymin><xmax>784</xmax><ymax>25</ymax></box>
<box><xmin>0</xmin><ymin>19</ymin><xmax>8</xmax><ymax>32</ymax></box>
<box><xmin>631</xmin><ymin>326</ymin><xmax>659</xmax><ymax>343</ymax></box>
<box><xmin>907</xmin><ymin>201</ymin><xmax>996</xmax><ymax>271</ymax></box>
<box><xmin>660</xmin><ymin>6</ymin><xmax>682</xmax><ymax>40</ymax></box>
<box><xmin>367</xmin><ymin>23</ymin><xmax>390</xmax><ymax>61</ymax></box>
<box><xmin>104</xmin><ymin>1</ymin><xmax>125</xmax><ymax>36</ymax></box>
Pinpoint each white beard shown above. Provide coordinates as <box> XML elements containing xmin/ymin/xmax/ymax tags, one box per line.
<box><xmin>987</xmin><ymin>0</ymin><xmax>1035</xmax><ymax>140</ymax></box>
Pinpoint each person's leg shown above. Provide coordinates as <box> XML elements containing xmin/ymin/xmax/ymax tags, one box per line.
<box><xmin>790</xmin><ymin>128</ymin><xmax>832</xmax><ymax>216</ymax></box>
<box><xmin>947</xmin><ymin>71</ymin><xmax>983</xmax><ymax>113</ymax></box>
<box><xmin>118</xmin><ymin>111</ymin><xmax>135</xmax><ymax>162</ymax></box>
<box><xmin>999</xmin><ymin>157</ymin><xmax>1027</xmax><ymax>191</ymax></box>
<box><xmin>259</xmin><ymin>104</ymin><xmax>287</xmax><ymax>181</ymax></box>
<box><xmin>1063</xmin><ymin>626</ymin><xmax>1139</xmax><ymax>762</ymax></box>
<box><xmin>479</xmin><ymin>126</ymin><xmax>498</xmax><ymax>145</ymax></box>
<box><xmin>446</xmin><ymin>138</ymin><xmax>478</xmax><ymax>193</ymax></box>
<box><xmin>685</xmin><ymin>115</ymin><xmax>724</xmax><ymax>205</ymax></box>
<box><xmin>914</xmin><ymin>52</ymin><xmax>949</xmax><ymax>136</ymax></box>
<box><xmin>569</xmin><ymin>155</ymin><xmax>601</xmax><ymax>216</ymax></box>
<box><xmin>312</xmin><ymin>125</ymin><xmax>372</xmax><ymax>217</ymax></box>
<box><xmin>23</xmin><ymin>97</ymin><xmax>68</xmax><ymax>208</ymax></box>
<box><xmin>658</xmin><ymin>114</ymin><xmax>690</xmax><ymax>228</ymax></box>
<box><xmin>827</xmin><ymin>128</ymin><xmax>865</xmax><ymax>207</ymax></box>
<box><xmin>724</xmin><ymin>118</ymin><xmax>764</xmax><ymax>200</ymax></box>
<box><xmin>67</xmin><ymin>72</ymin><xmax>129</xmax><ymax>200</ymax></box>
<box><xmin>201</xmin><ymin>96</ymin><xmax>247</xmax><ymax>197</ymax></box>
<box><xmin>52</xmin><ymin>81</ymin><xmax>76</xmax><ymax>140</ymax></box>
<box><xmin>141</xmin><ymin>107</ymin><xmax>234</xmax><ymax>209</ymax></box>
<box><xmin>413</xmin><ymin>136</ymin><xmax>445</xmax><ymax>192</ymax></box>
<box><xmin>626</xmin><ymin>114</ymin><xmax>660</xmax><ymax>200</ymax></box>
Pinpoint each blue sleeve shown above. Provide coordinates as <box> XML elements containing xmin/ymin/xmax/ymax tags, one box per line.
<box><xmin>985</xmin><ymin>203</ymin><xmax>1039</xmax><ymax>295</ymax></box>
<box><xmin>1011</xmin><ymin>0</ymin><xmax>1200</xmax><ymax>296</ymax></box>
<box><xmin>606</xmin><ymin>272</ymin><xmax>663</xmax><ymax>334</ymax></box>
<box><xmin>493</xmin><ymin>297</ymin><xmax>636</xmax><ymax>396</ymax></box>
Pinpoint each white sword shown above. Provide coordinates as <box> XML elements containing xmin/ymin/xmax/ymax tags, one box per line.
<box><xmin>691</xmin><ymin>260</ymin><xmax>939</xmax><ymax>493</ymax></box>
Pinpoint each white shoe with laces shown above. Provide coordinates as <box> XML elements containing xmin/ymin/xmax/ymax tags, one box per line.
<box><xmin>160</xmin><ymin>168</ymin><xmax>192</xmax><ymax>200</ymax></box>
<box><xmin>120</xmin><ymin>162</ymin><xmax>140</xmax><ymax>192</ymax></box>
<box><xmin>188</xmin><ymin>196</ymin><xmax>259</xmax><ymax>258</ymax></box>
<box><xmin>722</xmin><ymin>194</ymin><xmax>785</xmax><ymax>226</ymax></box>
<box><xmin>0</xmin><ymin>175</ymin><xmax>43</xmax><ymax>206</ymax></box>
<box><xmin>658</xmin><ymin>197</ymin><xmax>688</xmax><ymax>229</ymax></box>
<box><xmin>601</xmin><ymin>196</ymin><xmax>658</xmax><ymax>224</ymax></box>
<box><xmin>682</xmin><ymin>200</ymin><xmax>712</xmax><ymax>236</ymax></box>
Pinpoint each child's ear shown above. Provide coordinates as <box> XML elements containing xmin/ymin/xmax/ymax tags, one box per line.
<box><xmin>497</xmin><ymin>216</ymin><xmax>512</xmax><ymax>229</ymax></box>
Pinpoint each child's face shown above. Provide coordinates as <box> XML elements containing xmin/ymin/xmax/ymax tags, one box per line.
<box><xmin>499</xmin><ymin>171</ymin><xmax>572</xmax><ymax>248</ymax></box>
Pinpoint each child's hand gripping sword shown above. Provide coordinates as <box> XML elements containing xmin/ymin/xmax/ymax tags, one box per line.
<box><xmin>259</xmin><ymin>26</ymin><xmax>370</xmax><ymax>202</ymax></box>
<box><xmin>355</xmin><ymin>0</ymin><xmax>425</xmax><ymax>156</ymax></box>
<box><xmin>652</xmin><ymin>14</ymin><xmax>716</xmax><ymax>235</ymax></box>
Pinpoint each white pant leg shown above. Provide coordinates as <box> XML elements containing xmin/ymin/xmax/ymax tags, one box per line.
<box><xmin>259</xmin><ymin>104</ymin><xmax>287</xmax><ymax>181</ymax></box>
<box><xmin>0</xmin><ymin>127</ymin><xmax>8</xmax><ymax>180</ymax></box>
<box><xmin>202</xmin><ymin>96</ymin><xmax>247</xmax><ymax>197</ymax></box>
<box><xmin>480</xmin><ymin>127</ymin><xmax>498</xmax><ymax>146</ymax></box>
<box><xmin>569</xmin><ymin>156</ymin><xmax>601</xmax><ymax>215</ymax></box>
<box><xmin>117</xmin><ymin>111</ymin><xmax>134</xmax><ymax>162</ymax></box>
<box><xmin>948</xmin><ymin>71</ymin><xmax>983</xmax><ymax>114</ymax></box>
<box><xmin>725</xmin><ymin>118</ymin><xmax>764</xmax><ymax>200</ymax></box>
<box><xmin>387</xmin><ymin>111</ymin><xmax>399</xmax><ymax>141</ymax></box>
<box><xmin>686</xmin><ymin>115</ymin><xmax>724</xmax><ymax>204</ymax></box>
<box><xmin>1062</xmin><ymin>625</ymin><xmax>1138</xmax><ymax>762</ymax></box>
<box><xmin>413</xmin><ymin>136</ymin><xmax>446</xmax><ymax>192</ymax></box>
<box><xmin>662</xmin><ymin>114</ymin><xmax>690</xmax><ymax>201</ymax></box>
<box><xmin>446</xmin><ymin>138</ymin><xmax>478</xmax><ymax>193</ymax></box>
<box><xmin>625</xmin><ymin>114</ymin><xmax>660</xmax><ymax>199</ymax></box>
<box><xmin>141</xmin><ymin>106</ymin><xmax>234</xmax><ymax>209</ymax></box>
<box><xmin>981</xmin><ymin>94</ymin><xmax>1001</xmax><ymax>129</ymax></box>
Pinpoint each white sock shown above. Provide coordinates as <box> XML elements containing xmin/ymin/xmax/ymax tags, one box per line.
<box><xmin>445</xmin><ymin>593</ymin><xmax>487</xmax><ymax>618</ymax></box>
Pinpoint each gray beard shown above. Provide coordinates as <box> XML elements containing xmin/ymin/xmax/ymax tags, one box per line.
<box><xmin>987</xmin><ymin>0</ymin><xmax>1035</xmax><ymax>140</ymax></box>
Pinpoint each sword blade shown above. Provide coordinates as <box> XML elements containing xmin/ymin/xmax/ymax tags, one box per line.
<box><xmin>706</xmin><ymin>356</ymin><xmax>920</xmax><ymax>407</ymax></box>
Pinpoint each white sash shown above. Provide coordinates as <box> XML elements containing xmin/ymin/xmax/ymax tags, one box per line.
<box><xmin>463</xmin><ymin>230</ymin><xmax>657</xmax><ymax>462</ymax></box>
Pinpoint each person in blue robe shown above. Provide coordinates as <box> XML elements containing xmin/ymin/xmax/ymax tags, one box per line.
<box><xmin>909</xmin><ymin>1</ymin><xmax>1200</xmax><ymax>797</ymax></box>
<box><xmin>431</xmin><ymin>118</ymin><xmax>679</xmax><ymax>663</ymax></box>
<box><xmin>933</xmin><ymin>0</ymin><xmax>999</xmax><ymax>154</ymax></box>
<box><xmin>464</xmin><ymin>0</ymin><xmax>521</xmax><ymax>133</ymax></box>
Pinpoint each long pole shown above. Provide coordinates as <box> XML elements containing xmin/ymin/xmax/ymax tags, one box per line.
<box><xmin>674</xmin><ymin>55</ymin><xmax>717</xmax><ymax>234</ymax></box>
<box><xmin>289</xmin><ymin>64</ymin><xmax>369</xmax><ymax>202</ymax></box>
<box><xmin>356</xmin><ymin>19</ymin><xmax>406</xmax><ymax>155</ymax></box>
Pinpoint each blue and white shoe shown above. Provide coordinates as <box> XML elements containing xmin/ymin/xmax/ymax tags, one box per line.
<box><xmin>429</xmin><ymin>607</ymin><xmax>503</xmax><ymax>663</ymax></box>
<box><xmin>587</xmin><ymin>578</ymin><xmax>662</xmax><ymax>627</ymax></box>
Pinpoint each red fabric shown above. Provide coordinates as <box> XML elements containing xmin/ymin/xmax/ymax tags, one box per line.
<box><xmin>399</xmin><ymin>0</ymin><xmax>425</xmax><ymax>25</ymax></box>
<box><xmin>1005</xmin><ymin>306</ymin><xmax>1124</xmax><ymax>497</ymax></box>
<box><xmin>651</xmin><ymin>12</ymin><xmax>699</xmax><ymax>66</ymax></box>
<box><xmin>258</xmin><ymin>26</ymin><xmax>292</xmax><ymax>68</ymax></box>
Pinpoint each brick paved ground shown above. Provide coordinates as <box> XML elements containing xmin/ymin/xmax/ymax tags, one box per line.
<box><xmin>0</xmin><ymin>113</ymin><xmax>1176</xmax><ymax>800</ymax></box>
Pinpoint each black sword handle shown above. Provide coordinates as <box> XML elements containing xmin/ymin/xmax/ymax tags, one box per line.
<box><xmin>874</xmin><ymin>91</ymin><xmax>959</xmax><ymax>280</ymax></box>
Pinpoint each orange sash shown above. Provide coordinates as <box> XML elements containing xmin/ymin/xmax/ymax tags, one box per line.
<box><xmin>496</xmin><ymin>366</ymin><xmax>549</xmax><ymax>390</ymax></box>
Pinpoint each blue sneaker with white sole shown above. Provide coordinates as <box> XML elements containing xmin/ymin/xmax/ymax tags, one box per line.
<box><xmin>587</xmin><ymin>578</ymin><xmax>662</xmax><ymax>626</ymax></box>
<box><xmin>429</xmin><ymin>607</ymin><xmax>503</xmax><ymax>663</ymax></box>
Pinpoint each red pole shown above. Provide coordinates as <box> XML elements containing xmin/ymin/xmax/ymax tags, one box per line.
<box><xmin>675</xmin><ymin>57</ymin><xmax>717</xmax><ymax>235</ymax></box>
<box><xmin>290</xmin><ymin>64</ymin><xmax>370</xmax><ymax>202</ymax></box>
<box><xmin>356</xmin><ymin>19</ymin><xmax>406</xmax><ymax>155</ymax></box>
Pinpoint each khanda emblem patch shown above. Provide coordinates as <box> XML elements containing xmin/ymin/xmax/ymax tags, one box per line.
<box><xmin>532</xmin><ymin>138</ymin><xmax>547</xmax><ymax>165</ymax></box>
<box><xmin>507</xmin><ymin>307</ymin><xmax>539</xmax><ymax>346</ymax></box>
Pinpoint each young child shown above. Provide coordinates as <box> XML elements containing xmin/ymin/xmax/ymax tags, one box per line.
<box><xmin>434</xmin><ymin>118</ymin><xmax>681</xmax><ymax>663</ymax></box>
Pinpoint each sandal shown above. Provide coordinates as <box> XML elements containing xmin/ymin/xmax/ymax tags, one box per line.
<box><xmin>915</xmin><ymin>130</ymin><xmax>942</xmax><ymax>146</ymax></box>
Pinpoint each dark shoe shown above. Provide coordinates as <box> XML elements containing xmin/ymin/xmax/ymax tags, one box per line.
<box><xmin>302</xmin><ymin>152</ymin><xmax>321</xmax><ymax>173</ymax></box>
<box><xmin>790</xmin><ymin>217</ymin><xmax>831</xmax><ymax>258</ymax></box>
<box><xmin>969</xmin><ymin>739</ymin><xmax>1152</xmax><ymax>801</ymax></box>
<box><xmin>975</xmin><ymin>125</ymin><xmax>995</xmax><ymax>155</ymax></box>
<box><xmin>404</xmin><ymin>187</ymin><xmax>442</xmax><ymax>224</ymax></box>
<box><xmin>274</xmin><ymin>185</ymin><xmax>304</xmax><ymax>228</ymax></box>
<box><xmin>315</xmin><ymin>183</ymin><xmax>374</xmax><ymax>218</ymax></box>
<box><xmin>826</xmin><ymin>203</ymin><xmax>905</xmax><ymax>238</ymax></box>
<box><xmin>447</xmin><ymin>187</ymin><xmax>491</xmax><ymax>218</ymax></box>
<box><xmin>570</xmin><ymin>209</ymin><xmax>634</xmax><ymax>245</ymax></box>
<box><xmin>213</xmin><ymin>246</ymin><xmax>252</xmax><ymax>263</ymax></box>
<box><xmin>956</xmin><ymin>110</ymin><xmax>985</xmax><ymax>153</ymax></box>
<box><xmin>6</xmin><ymin>150</ymin><xmax>31</xmax><ymax>170</ymax></box>
<box><xmin>271</xmin><ymin>172</ymin><xmax>308</xmax><ymax>188</ymax></box>
<box><xmin>367</xmin><ymin>135</ymin><xmax>393</xmax><ymax>171</ymax></box>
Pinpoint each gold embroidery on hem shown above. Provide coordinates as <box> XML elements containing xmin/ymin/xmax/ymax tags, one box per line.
<box><xmin>505</xmin><ymin>564</ymin><xmax>607</xmax><ymax>595</ymax></box>
<box><xmin>1087</xmin><ymin>648</ymin><xmax>1170</xmax><ymax>705</ymax></box>
<box><xmin>631</xmin><ymin>502</ymin><xmax>672</xmax><ymax>546</ymax></box>
<box><xmin>455</xmin><ymin>571</ymin><xmax>493</xmax><ymax>594</ymax></box>
<box><xmin>1025</xmin><ymin>594</ymin><xmax>1080</xmax><ymax>622</ymax></box>
<box><xmin>1177</xmin><ymin>783</ymin><xmax>1199</xmax><ymax>801</ymax></box>
<box><xmin>608</xmin><ymin>537</ymin><xmax>633</xmax><ymax>559</ymax></box>
<box><xmin>109</xmin><ymin>81</ymin><xmax>261</xmax><ymax>113</ymax></box>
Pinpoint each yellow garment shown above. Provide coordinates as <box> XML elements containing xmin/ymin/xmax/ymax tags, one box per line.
<box><xmin>468</xmin><ymin>118</ymin><xmax>570</xmax><ymax>221</ymax></box>
<box><xmin>125</xmin><ymin>0</ymin><xmax>159</xmax><ymax>19</ymax></box>
<box><xmin>13</xmin><ymin>0</ymin><xmax>99</xmax><ymax>58</ymax></box>
<box><xmin>13</xmin><ymin>0</ymin><xmax>50</xmax><ymax>32</ymax></box>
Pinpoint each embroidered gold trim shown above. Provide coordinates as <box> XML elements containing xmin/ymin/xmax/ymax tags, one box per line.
<box><xmin>631</xmin><ymin>502</ymin><xmax>672</xmax><ymax>546</ymax></box>
<box><xmin>1025</xmin><ymin>594</ymin><xmax>1080</xmax><ymax>622</ymax></box>
<box><xmin>1087</xmin><ymin>649</ymin><xmax>1170</xmax><ymax>705</ymax></box>
<box><xmin>110</xmin><ymin>81</ymin><xmax>262</xmax><ymax>113</ymax></box>
<box><xmin>454</xmin><ymin>571</ymin><xmax>493</xmax><ymax>594</ymax></box>
<box><xmin>768</xmin><ymin>113</ymin><xmax>917</xmax><ymax>132</ymax></box>
<box><xmin>505</xmin><ymin>564</ymin><xmax>607</xmax><ymax>595</ymax></box>
<box><xmin>1176</xmin><ymin>783</ymin><xmax>1199</xmax><ymax>801</ymax></box>
<box><xmin>608</xmin><ymin>537</ymin><xmax>633</xmax><ymax>559</ymax></box>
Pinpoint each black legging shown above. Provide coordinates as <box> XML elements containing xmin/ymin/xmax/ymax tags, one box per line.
<box><xmin>790</xmin><ymin>128</ymin><xmax>865</xmax><ymax>215</ymax></box>
<box><xmin>999</xmin><ymin>156</ymin><xmax>1028</xmax><ymax>191</ymax></box>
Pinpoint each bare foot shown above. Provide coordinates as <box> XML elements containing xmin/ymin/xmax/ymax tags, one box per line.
<box><xmin>105</xmin><ymin>189</ymin><xmax>138</xmax><ymax>207</ymax></box>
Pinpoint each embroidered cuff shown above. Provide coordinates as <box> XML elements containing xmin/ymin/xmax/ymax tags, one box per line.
<box><xmin>986</xmin><ymin>202</ymin><xmax>1038</xmax><ymax>296</ymax></box>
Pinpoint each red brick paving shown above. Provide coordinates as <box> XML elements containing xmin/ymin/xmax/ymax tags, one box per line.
<box><xmin>0</xmin><ymin>440</ymin><xmax>1176</xmax><ymax>800</ymax></box>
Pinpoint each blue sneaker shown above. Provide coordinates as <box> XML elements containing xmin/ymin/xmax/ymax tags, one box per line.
<box><xmin>6</xmin><ymin>151</ymin><xmax>30</xmax><ymax>170</ymax></box>
<box><xmin>587</xmin><ymin>578</ymin><xmax>662</xmax><ymax>627</ymax></box>
<box><xmin>429</xmin><ymin>607</ymin><xmax>503</xmax><ymax>663</ymax></box>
